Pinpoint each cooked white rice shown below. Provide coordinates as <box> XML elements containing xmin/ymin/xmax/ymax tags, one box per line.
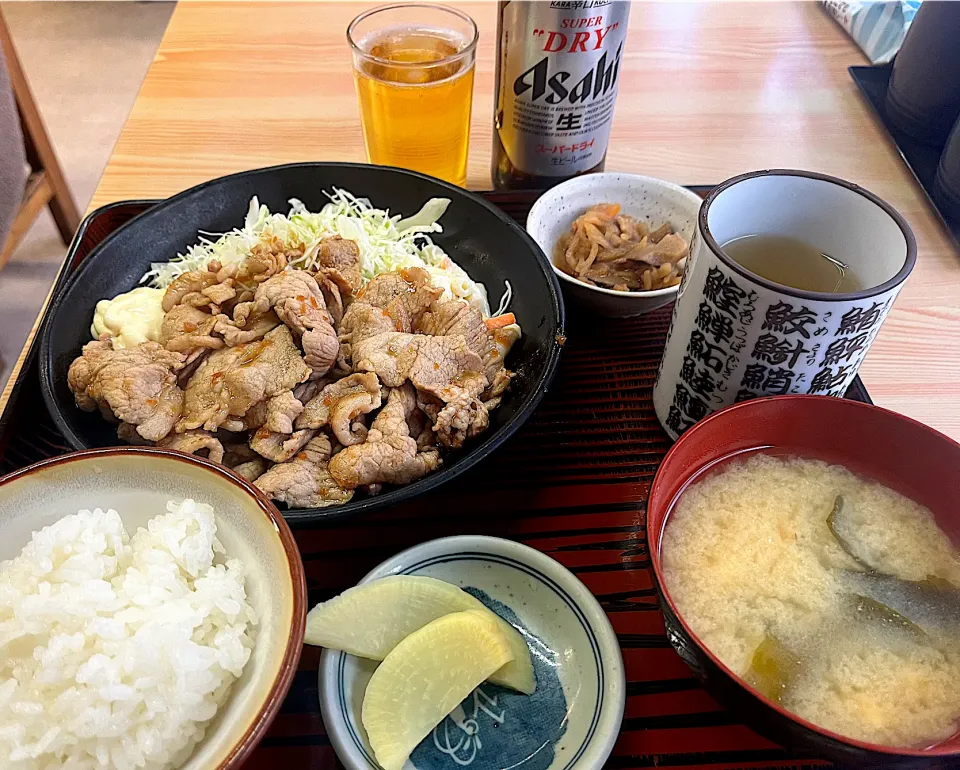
<box><xmin>0</xmin><ymin>500</ymin><xmax>257</xmax><ymax>769</ymax></box>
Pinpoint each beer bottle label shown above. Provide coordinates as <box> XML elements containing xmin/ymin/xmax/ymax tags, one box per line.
<box><xmin>495</xmin><ymin>0</ymin><xmax>630</xmax><ymax>177</ymax></box>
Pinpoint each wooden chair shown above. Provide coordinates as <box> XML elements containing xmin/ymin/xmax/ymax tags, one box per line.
<box><xmin>0</xmin><ymin>9</ymin><xmax>79</xmax><ymax>270</ymax></box>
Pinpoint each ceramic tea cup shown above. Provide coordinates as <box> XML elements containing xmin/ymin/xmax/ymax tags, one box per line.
<box><xmin>653</xmin><ymin>169</ymin><xmax>916</xmax><ymax>441</ymax></box>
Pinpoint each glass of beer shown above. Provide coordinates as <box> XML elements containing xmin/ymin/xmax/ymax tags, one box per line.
<box><xmin>348</xmin><ymin>4</ymin><xmax>478</xmax><ymax>187</ymax></box>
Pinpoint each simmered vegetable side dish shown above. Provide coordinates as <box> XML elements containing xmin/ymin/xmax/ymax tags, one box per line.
<box><xmin>554</xmin><ymin>203</ymin><xmax>690</xmax><ymax>292</ymax></box>
<box><xmin>662</xmin><ymin>454</ymin><xmax>960</xmax><ymax>749</ymax></box>
<box><xmin>67</xmin><ymin>195</ymin><xmax>521</xmax><ymax>509</ymax></box>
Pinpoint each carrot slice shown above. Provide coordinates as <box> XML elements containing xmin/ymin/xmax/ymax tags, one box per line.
<box><xmin>485</xmin><ymin>313</ymin><xmax>515</xmax><ymax>331</ymax></box>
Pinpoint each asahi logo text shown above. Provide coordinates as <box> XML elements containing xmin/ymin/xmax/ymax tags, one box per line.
<box><xmin>512</xmin><ymin>43</ymin><xmax>623</xmax><ymax>105</ymax></box>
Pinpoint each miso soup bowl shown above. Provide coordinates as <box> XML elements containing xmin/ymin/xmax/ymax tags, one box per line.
<box><xmin>647</xmin><ymin>395</ymin><xmax>960</xmax><ymax>768</ymax></box>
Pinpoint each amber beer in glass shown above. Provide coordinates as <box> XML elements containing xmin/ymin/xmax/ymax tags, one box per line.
<box><xmin>348</xmin><ymin>4</ymin><xmax>478</xmax><ymax>187</ymax></box>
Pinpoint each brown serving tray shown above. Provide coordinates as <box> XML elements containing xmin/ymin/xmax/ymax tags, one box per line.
<box><xmin>0</xmin><ymin>189</ymin><xmax>868</xmax><ymax>769</ymax></box>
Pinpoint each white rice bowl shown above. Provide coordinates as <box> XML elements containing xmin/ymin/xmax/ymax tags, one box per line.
<box><xmin>0</xmin><ymin>499</ymin><xmax>257</xmax><ymax>769</ymax></box>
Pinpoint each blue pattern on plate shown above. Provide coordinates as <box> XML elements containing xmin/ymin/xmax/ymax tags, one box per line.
<box><xmin>337</xmin><ymin>552</ymin><xmax>604</xmax><ymax>770</ymax></box>
<box><xmin>409</xmin><ymin>588</ymin><xmax>568</xmax><ymax>770</ymax></box>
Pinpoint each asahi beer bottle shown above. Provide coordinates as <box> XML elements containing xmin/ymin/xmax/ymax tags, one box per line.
<box><xmin>492</xmin><ymin>0</ymin><xmax>631</xmax><ymax>190</ymax></box>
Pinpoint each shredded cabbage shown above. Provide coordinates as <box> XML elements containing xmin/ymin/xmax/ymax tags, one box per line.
<box><xmin>140</xmin><ymin>189</ymin><xmax>501</xmax><ymax>316</ymax></box>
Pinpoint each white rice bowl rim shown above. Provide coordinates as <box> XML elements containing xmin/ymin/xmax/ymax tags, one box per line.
<box><xmin>0</xmin><ymin>447</ymin><xmax>307</xmax><ymax>770</ymax></box>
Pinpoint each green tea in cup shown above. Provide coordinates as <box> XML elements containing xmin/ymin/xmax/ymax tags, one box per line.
<box><xmin>653</xmin><ymin>169</ymin><xmax>917</xmax><ymax>441</ymax></box>
<box><xmin>721</xmin><ymin>234</ymin><xmax>862</xmax><ymax>294</ymax></box>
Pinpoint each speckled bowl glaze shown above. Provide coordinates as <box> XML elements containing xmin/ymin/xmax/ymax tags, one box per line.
<box><xmin>318</xmin><ymin>535</ymin><xmax>625</xmax><ymax>770</ymax></box>
<box><xmin>649</xmin><ymin>397</ymin><xmax>960</xmax><ymax>767</ymax></box>
<box><xmin>0</xmin><ymin>448</ymin><xmax>307</xmax><ymax>770</ymax></box>
<box><xmin>526</xmin><ymin>173</ymin><xmax>703</xmax><ymax>317</ymax></box>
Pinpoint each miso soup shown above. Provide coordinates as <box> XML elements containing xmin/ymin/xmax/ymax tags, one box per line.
<box><xmin>661</xmin><ymin>454</ymin><xmax>960</xmax><ymax>748</ymax></box>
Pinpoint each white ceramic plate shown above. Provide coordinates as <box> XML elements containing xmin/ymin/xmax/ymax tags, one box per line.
<box><xmin>526</xmin><ymin>172</ymin><xmax>703</xmax><ymax>317</ymax></box>
<box><xmin>318</xmin><ymin>535</ymin><xmax>625</xmax><ymax>770</ymax></box>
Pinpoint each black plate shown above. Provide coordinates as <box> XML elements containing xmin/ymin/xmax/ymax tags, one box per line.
<box><xmin>39</xmin><ymin>162</ymin><xmax>565</xmax><ymax>523</ymax></box>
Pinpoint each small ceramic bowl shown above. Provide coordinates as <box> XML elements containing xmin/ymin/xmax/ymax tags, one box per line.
<box><xmin>0</xmin><ymin>447</ymin><xmax>307</xmax><ymax>769</ymax></box>
<box><xmin>648</xmin><ymin>396</ymin><xmax>960</xmax><ymax>767</ymax></box>
<box><xmin>526</xmin><ymin>173</ymin><xmax>703</xmax><ymax>317</ymax></box>
<box><xmin>318</xmin><ymin>535</ymin><xmax>625</xmax><ymax>770</ymax></box>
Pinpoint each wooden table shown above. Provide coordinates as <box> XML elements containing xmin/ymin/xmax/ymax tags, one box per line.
<box><xmin>4</xmin><ymin>0</ymin><xmax>959</xmax><ymax>439</ymax></box>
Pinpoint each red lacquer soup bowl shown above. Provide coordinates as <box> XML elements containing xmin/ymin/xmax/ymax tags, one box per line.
<box><xmin>647</xmin><ymin>395</ymin><xmax>960</xmax><ymax>768</ymax></box>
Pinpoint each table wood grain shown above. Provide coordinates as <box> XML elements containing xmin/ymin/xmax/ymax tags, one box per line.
<box><xmin>4</xmin><ymin>0</ymin><xmax>959</xmax><ymax>441</ymax></box>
